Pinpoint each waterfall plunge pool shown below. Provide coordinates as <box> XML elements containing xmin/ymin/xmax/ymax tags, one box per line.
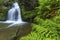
<box><xmin>0</xmin><ymin>22</ymin><xmax>32</xmax><ymax>40</ymax></box>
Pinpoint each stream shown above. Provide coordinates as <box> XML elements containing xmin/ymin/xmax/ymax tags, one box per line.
<box><xmin>0</xmin><ymin>23</ymin><xmax>32</xmax><ymax>40</ymax></box>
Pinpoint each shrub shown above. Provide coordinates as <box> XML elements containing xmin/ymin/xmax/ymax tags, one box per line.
<box><xmin>20</xmin><ymin>0</ymin><xmax>60</xmax><ymax>40</ymax></box>
<box><xmin>20</xmin><ymin>23</ymin><xmax>60</xmax><ymax>40</ymax></box>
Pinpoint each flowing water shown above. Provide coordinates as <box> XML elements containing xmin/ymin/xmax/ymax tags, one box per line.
<box><xmin>0</xmin><ymin>2</ymin><xmax>27</xmax><ymax>27</ymax></box>
<box><xmin>0</xmin><ymin>23</ymin><xmax>32</xmax><ymax>40</ymax></box>
<box><xmin>7</xmin><ymin>2</ymin><xmax>22</xmax><ymax>21</ymax></box>
<box><xmin>0</xmin><ymin>2</ymin><xmax>32</xmax><ymax>40</ymax></box>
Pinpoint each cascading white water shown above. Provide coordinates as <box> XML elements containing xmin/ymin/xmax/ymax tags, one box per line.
<box><xmin>4</xmin><ymin>2</ymin><xmax>27</xmax><ymax>27</ymax></box>
<box><xmin>6</xmin><ymin>2</ymin><xmax>22</xmax><ymax>23</ymax></box>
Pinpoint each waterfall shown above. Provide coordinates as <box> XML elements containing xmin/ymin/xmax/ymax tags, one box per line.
<box><xmin>4</xmin><ymin>2</ymin><xmax>27</xmax><ymax>27</ymax></box>
<box><xmin>6</xmin><ymin>2</ymin><xmax>22</xmax><ymax>22</ymax></box>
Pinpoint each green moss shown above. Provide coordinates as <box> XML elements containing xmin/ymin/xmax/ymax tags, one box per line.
<box><xmin>0</xmin><ymin>0</ymin><xmax>9</xmax><ymax>4</ymax></box>
<box><xmin>0</xmin><ymin>6</ymin><xmax>8</xmax><ymax>20</ymax></box>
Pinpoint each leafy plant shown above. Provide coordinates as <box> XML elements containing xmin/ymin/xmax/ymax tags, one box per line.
<box><xmin>20</xmin><ymin>23</ymin><xmax>60</xmax><ymax>40</ymax></box>
<box><xmin>20</xmin><ymin>0</ymin><xmax>60</xmax><ymax>40</ymax></box>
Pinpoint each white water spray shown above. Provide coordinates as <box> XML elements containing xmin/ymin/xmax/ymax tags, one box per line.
<box><xmin>4</xmin><ymin>2</ymin><xmax>27</xmax><ymax>27</ymax></box>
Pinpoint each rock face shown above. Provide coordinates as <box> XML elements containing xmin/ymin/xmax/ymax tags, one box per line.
<box><xmin>0</xmin><ymin>23</ymin><xmax>32</xmax><ymax>40</ymax></box>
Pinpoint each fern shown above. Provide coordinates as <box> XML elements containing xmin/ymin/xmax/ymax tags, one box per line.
<box><xmin>20</xmin><ymin>0</ymin><xmax>60</xmax><ymax>40</ymax></box>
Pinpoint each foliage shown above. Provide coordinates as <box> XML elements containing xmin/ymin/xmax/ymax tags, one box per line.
<box><xmin>0</xmin><ymin>6</ymin><xmax>8</xmax><ymax>20</ymax></box>
<box><xmin>19</xmin><ymin>0</ymin><xmax>39</xmax><ymax>10</ymax></box>
<box><xmin>0</xmin><ymin>0</ymin><xmax>60</xmax><ymax>40</ymax></box>
<box><xmin>20</xmin><ymin>23</ymin><xmax>60</xmax><ymax>40</ymax></box>
<box><xmin>21</xmin><ymin>9</ymin><xmax>38</xmax><ymax>21</ymax></box>
<box><xmin>21</xmin><ymin>0</ymin><xmax>59</xmax><ymax>21</ymax></box>
<box><xmin>20</xmin><ymin>0</ymin><xmax>60</xmax><ymax>40</ymax></box>
<box><xmin>0</xmin><ymin>0</ymin><xmax>8</xmax><ymax>4</ymax></box>
<box><xmin>20</xmin><ymin>19</ymin><xmax>60</xmax><ymax>40</ymax></box>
